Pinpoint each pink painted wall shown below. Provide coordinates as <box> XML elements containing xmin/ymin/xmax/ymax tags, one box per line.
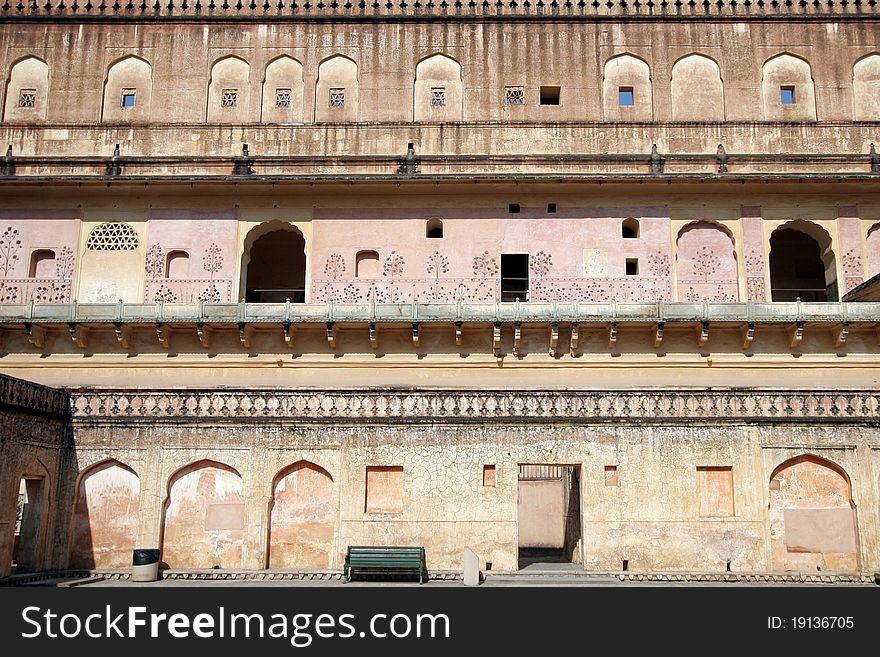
<box><xmin>676</xmin><ymin>221</ymin><xmax>739</xmax><ymax>301</ymax></box>
<box><xmin>69</xmin><ymin>461</ymin><xmax>139</xmax><ymax>569</ymax></box>
<box><xmin>161</xmin><ymin>461</ymin><xmax>244</xmax><ymax>570</ymax></box>
<box><xmin>836</xmin><ymin>208</ymin><xmax>864</xmax><ymax>294</ymax></box>
<box><xmin>268</xmin><ymin>462</ymin><xmax>334</xmax><ymax>569</ymax></box>
<box><xmin>741</xmin><ymin>207</ymin><xmax>767</xmax><ymax>301</ymax></box>
<box><xmin>311</xmin><ymin>207</ymin><xmax>672</xmax><ymax>302</ymax></box>
<box><xmin>769</xmin><ymin>456</ymin><xmax>857</xmax><ymax>572</ymax></box>
<box><xmin>145</xmin><ymin>209</ymin><xmax>238</xmax><ymax>303</ymax></box>
<box><xmin>867</xmin><ymin>223</ymin><xmax>880</xmax><ymax>279</ymax></box>
<box><xmin>0</xmin><ymin>209</ymin><xmax>79</xmax><ymax>303</ymax></box>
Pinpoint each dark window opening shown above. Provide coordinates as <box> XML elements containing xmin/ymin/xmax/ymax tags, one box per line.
<box><xmin>539</xmin><ymin>86</ymin><xmax>560</xmax><ymax>106</ymax></box>
<box><xmin>625</xmin><ymin>258</ymin><xmax>639</xmax><ymax>276</ymax></box>
<box><xmin>501</xmin><ymin>254</ymin><xmax>529</xmax><ymax>302</ymax></box>
<box><xmin>769</xmin><ymin>228</ymin><xmax>836</xmax><ymax>302</ymax></box>
<box><xmin>508</xmin><ymin>203</ymin><xmax>521</xmax><ymax>214</ymax></box>
<box><xmin>547</xmin><ymin>203</ymin><xmax>557</xmax><ymax>213</ymax></box>
<box><xmin>426</xmin><ymin>218</ymin><xmax>444</xmax><ymax>238</ymax></box>
<box><xmin>244</xmin><ymin>229</ymin><xmax>307</xmax><ymax>303</ymax></box>
<box><xmin>780</xmin><ymin>86</ymin><xmax>795</xmax><ymax>105</ymax></box>
<box><xmin>622</xmin><ymin>218</ymin><xmax>640</xmax><ymax>238</ymax></box>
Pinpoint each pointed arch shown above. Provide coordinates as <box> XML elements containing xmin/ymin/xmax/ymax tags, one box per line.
<box><xmin>675</xmin><ymin>221</ymin><xmax>739</xmax><ymax>301</ymax></box>
<box><xmin>602</xmin><ymin>53</ymin><xmax>653</xmax><ymax>121</ymax></box>
<box><xmin>207</xmin><ymin>55</ymin><xmax>251</xmax><ymax>123</ymax></box>
<box><xmin>414</xmin><ymin>53</ymin><xmax>463</xmax><ymax>121</ymax></box>
<box><xmin>768</xmin><ymin>454</ymin><xmax>858</xmax><ymax>572</ymax></box>
<box><xmin>102</xmin><ymin>55</ymin><xmax>152</xmax><ymax>123</ymax></box>
<box><xmin>69</xmin><ymin>459</ymin><xmax>140</xmax><ymax>569</ymax></box>
<box><xmin>853</xmin><ymin>53</ymin><xmax>880</xmax><ymax>120</ymax></box>
<box><xmin>161</xmin><ymin>459</ymin><xmax>244</xmax><ymax>570</ymax></box>
<box><xmin>866</xmin><ymin>222</ymin><xmax>880</xmax><ymax>277</ymax></box>
<box><xmin>240</xmin><ymin>221</ymin><xmax>307</xmax><ymax>302</ymax></box>
<box><xmin>316</xmin><ymin>54</ymin><xmax>359</xmax><ymax>122</ymax></box>
<box><xmin>3</xmin><ymin>55</ymin><xmax>49</xmax><ymax>122</ymax></box>
<box><xmin>670</xmin><ymin>53</ymin><xmax>724</xmax><ymax>121</ymax></box>
<box><xmin>261</xmin><ymin>55</ymin><xmax>304</xmax><ymax>123</ymax></box>
<box><xmin>769</xmin><ymin>220</ymin><xmax>837</xmax><ymax>301</ymax></box>
<box><xmin>14</xmin><ymin>457</ymin><xmax>52</xmax><ymax>572</ymax></box>
<box><xmin>268</xmin><ymin>461</ymin><xmax>336</xmax><ymax>569</ymax></box>
<box><xmin>761</xmin><ymin>53</ymin><xmax>817</xmax><ymax>121</ymax></box>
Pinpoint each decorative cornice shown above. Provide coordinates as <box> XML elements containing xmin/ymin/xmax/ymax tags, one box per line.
<box><xmin>0</xmin><ymin>1</ymin><xmax>877</xmax><ymax>22</ymax></box>
<box><xmin>70</xmin><ymin>389</ymin><xmax>880</xmax><ymax>424</ymax></box>
<box><xmin>0</xmin><ymin>373</ymin><xmax>70</xmax><ymax>418</ymax></box>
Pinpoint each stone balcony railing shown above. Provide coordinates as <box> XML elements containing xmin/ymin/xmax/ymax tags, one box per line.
<box><xmin>0</xmin><ymin>278</ymin><xmax>72</xmax><ymax>304</ymax></box>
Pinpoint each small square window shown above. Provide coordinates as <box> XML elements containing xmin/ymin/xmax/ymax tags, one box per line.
<box><xmin>431</xmin><ymin>87</ymin><xmax>446</xmax><ymax>106</ymax></box>
<box><xmin>780</xmin><ymin>86</ymin><xmax>795</xmax><ymax>105</ymax></box>
<box><xmin>547</xmin><ymin>203</ymin><xmax>557</xmax><ymax>213</ymax></box>
<box><xmin>508</xmin><ymin>203</ymin><xmax>521</xmax><ymax>214</ymax></box>
<box><xmin>605</xmin><ymin>465</ymin><xmax>619</xmax><ymax>487</ymax></box>
<box><xmin>121</xmin><ymin>89</ymin><xmax>136</xmax><ymax>109</ymax></box>
<box><xmin>618</xmin><ymin>87</ymin><xmax>635</xmax><ymax>107</ymax></box>
<box><xmin>483</xmin><ymin>465</ymin><xmax>496</xmax><ymax>487</ymax></box>
<box><xmin>221</xmin><ymin>89</ymin><xmax>238</xmax><ymax>108</ymax></box>
<box><xmin>625</xmin><ymin>258</ymin><xmax>639</xmax><ymax>276</ymax></box>
<box><xmin>329</xmin><ymin>88</ymin><xmax>345</xmax><ymax>108</ymax></box>
<box><xmin>539</xmin><ymin>86</ymin><xmax>560</xmax><ymax>105</ymax></box>
<box><xmin>505</xmin><ymin>86</ymin><xmax>525</xmax><ymax>105</ymax></box>
<box><xmin>18</xmin><ymin>89</ymin><xmax>36</xmax><ymax>108</ymax></box>
<box><xmin>275</xmin><ymin>88</ymin><xmax>291</xmax><ymax>109</ymax></box>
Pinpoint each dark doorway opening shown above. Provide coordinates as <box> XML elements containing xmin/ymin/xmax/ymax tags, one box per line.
<box><xmin>13</xmin><ymin>477</ymin><xmax>46</xmax><ymax>573</ymax></box>
<box><xmin>517</xmin><ymin>465</ymin><xmax>582</xmax><ymax>570</ymax></box>
<box><xmin>244</xmin><ymin>229</ymin><xmax>307</xmax><ymax>302</ymax></box>
<box><xmin>769</xmin><ymin>228</ymin><xmax>837</xmax><ymax>301</ymax></box>
<box><xmin>501</xmin><ymin>254</ymin><xmax>529</xmax><ymax>302</ymax></box>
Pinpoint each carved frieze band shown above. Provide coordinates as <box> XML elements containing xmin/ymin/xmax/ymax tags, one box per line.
<box><xmin>0</xmin><ymin>373</ymin><xmax>70</xmax><ymax>417</ymax></box>
<box><xmin>70</xmin><ymin>389</ymin><xmax>880</xmax><ymax>422</ymax></box>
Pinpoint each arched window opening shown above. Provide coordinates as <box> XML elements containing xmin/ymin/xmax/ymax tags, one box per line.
<box><xmin>28</xmin><ymin>249</ymin><xmax>55</xmax><ymax>278</ymax></box>
<box><xmin>622</xmin><ymin>218</ymin><xmax>640</xmax><ymax>239</ymax></box>
<box><xmin>165</xmin><ymin>250</ymin><xmax>189</xmax><ymax>278</ymax></box>
<box><xmin>769</xmin><ymin>227</ymin><xmax>837</xmax><ymax>302</ymax></box>
<box><xmin>355</xmin><ymin>250</ymin><xmax>380</xmax><ymax>278</ymax></box>
<box><xmin>244</xmin><ymin>227</ymin><xmax>306</xmax><ymax>303</ymax></box>
<box><xmin>426</xmin><ymin>219</ymin><xmax>444</xmax><ymax>239</ymax></box>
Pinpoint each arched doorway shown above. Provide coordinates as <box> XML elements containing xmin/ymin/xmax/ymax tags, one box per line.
<box><xmin>69</xmin><ymin>460</ymin><xmax>140</xmax><ymax>569</ymax></box>
<box><xmin>769</xmin><ymin>222</ymin><xmax>838</xmax><ymax>301</ymax></box>
<box><xmin>268</xmin><ymin>462</ymin><xmax>335</xmax><ymax>569</ymax></box>
<box><xmin>769</xmin><ymin>455</ymin><xmax>858</xmax><ymax>572</ymax></box>
<box><xmin>161</xmin><ymin>460</ymin><xmax>244</xmax><ymax>570</ymax></box>
<box><xmin>242</xmin><ymin>224</ymin><xmax>307</xmax><ymax>302</ymax></box>
<box><xmin>12</xmin><ymin>460</ymin><xmax>51</xmax><ymax>573</ymax></box>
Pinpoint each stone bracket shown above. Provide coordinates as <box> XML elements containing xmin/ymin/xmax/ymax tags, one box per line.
<box><xmin>513</xmin><ymin>322</ymin><xmax>522</xmax><ymax>356</ymax></box>
<box><xmin>492</xmin><ymin>322</ymin><xmax>502</xmax><ymax>357</ymax></box>
<box><xmin>654</xmin><ymin>321</ymin><xmax>665</xmax><ymax>349</ymax></box>
<box><xmin>834</xmin><ymin>322</ymin><xmax>850</xmax><ymax>348</ymax></box>
<box><xmin>197</xmin><ymin>322</ymin><xmax>212</xmax><ymax>349</ymax></box>
<box><xmin>238</xmin><ymin>322</ymin><xmax>253</xmax><ymax>348</ymax></box>
<box><xmin>24</xmin><ymin>323</ymin><xmax>45</xmax><ymax>349</ymax></box>
<box><xmin>68</xmin><ymin>322</ymin><xmax>88</xmax><ymax>349</ymax></box>
<box><xmin>608</xmin><ymin>321</ymin><xmax>619</xmax><ymax>349</ymax></box>
<box><xmin>742</xmin><ymin>322</ymin><xmax>755</xmax><ymax>350</ymax></box>
<box><xmin>282</xmin><ymin>321</ymin><xmax>294</xmax><ymax>348</ymax></box>
<box><xmin>569</xmin><ymin>322</ymin><xmax>579</xmax><ymax>357</ymax></box>
<box><xmin>412</xmin><ymin>322</ymin><xmax>421</xmax><ymax>348</ymax></box>
<box><xmin>454</xmin><ymin>321</ymin><xmax>463</xmax><ymax>346</ymax></box>
<box><xmin>114</xmin><ymin>322</ymin><xmax>132</xmax><ymax>349</ymax></box>
<box><xmin>789</xmin><ymin>321</ymin><xmax>805</xmax><ymax>349</ymax></box>
<box><xmin>326</xmin><ymin>322</ymin><xmax>337</xmax><ymax>349</ymax></box>
<box><xmin>368</xmin><ymin>322</ymin><xmax>378</xmax><ymax>350</ymax></box>
<box><xmin>548</xmin><ymin>322</ymin><xmax>559</xmax><ymax>357</ymax></box>
<box><xmin>155</xmin><ymin>322</ymin><xmax>170</xmax><ymax>349</ymax></box>
<box><xmin>697</xmin><ymin>321</ymin><xmax>710</xmax><ymax>347</ymax></box>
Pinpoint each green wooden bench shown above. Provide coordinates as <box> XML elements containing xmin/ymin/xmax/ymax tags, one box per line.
<box><xmin>344</xmin><ymin>546</ymin><xmax>427</xmax><ymax>584</ymax></box>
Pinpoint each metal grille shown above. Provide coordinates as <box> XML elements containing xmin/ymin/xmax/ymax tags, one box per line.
<box><xmin>505</xmin><ymin>86</ymin><xmax>525</xmax><ymax>105</ymax></box>
<box><xmin>18</xmin><ymin>89</ymin><xmax>36</xmax><ymax>108</ymax></box>
<box><xmin>431</xmin><ymin>87</ymin><xmax>446</xmax><ymax>106</ymax></box>
<box><xmin>329</xmin><ymin>88</ymin><xmax>345</xmax><ymax>108</ymax></box>
<box><xmin>221</xmin><ymin>89</ymin><xmax>238</xmax><ymax>108</ymax></box>
<box><xmin>275</xmin><ymin>88</ymin><xmax>291</xmax><ymax>108</ymax></box>
<box><xmin>518</xmin><ymin>465</ymin><xmax>566</xmax><ymax>481</ymax></box>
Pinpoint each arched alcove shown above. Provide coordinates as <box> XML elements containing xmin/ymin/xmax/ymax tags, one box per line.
<box><xmin>413</xmin><ymin>53</ymin><xmax>463</xmax><ymax>121</ymax></box>
<box><xmin>761</xmin><ymin>54</ymin><xmax>817</xmax><ymax>121</ymax></box>
<box><xmin>670</xmin><ymin>54</ymin><xmax>724</xmax><ymax>121</ymax></box>
<box><xmin>3</xmin><ymin>56</ymin><xmax>49</xmax><ymax>122</ymax></box>
<box><xmin>102</xmin><ymin>55</ymin><xmax>152</xmax><ymax>123</ymax></box>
